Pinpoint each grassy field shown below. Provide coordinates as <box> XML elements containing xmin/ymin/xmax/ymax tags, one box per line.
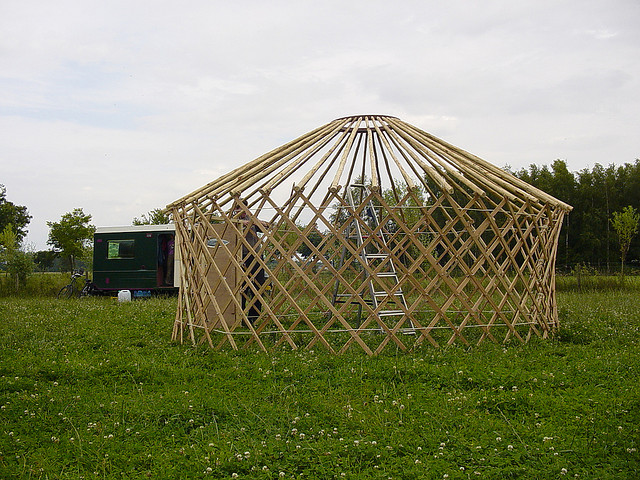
<box><xmin>0</xmin><ymin>289</ymin><xmax>638</xmax><ymax>479</ymax></box>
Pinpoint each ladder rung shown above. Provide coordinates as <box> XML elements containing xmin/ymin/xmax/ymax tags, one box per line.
<box><xmin>333</xmin><ymin>299</ymin><xmax>374</xmax><ymax>305</ymax></box>
<box><xmin>336</xmin><ymin>293</ymin><xmax>372</xmax><ymax>299</ymax></box>
<box><xmin>377</xmin><ymin>272</ymin><xmax>398</xmax><ymax>278</ymax></box>
<box><xmin>378</xmin><ymin>310</ymin><xmax>405</xmax><ymax>316</ymax></box>
<box><xmin>374</xmin><ymin>291</ymin><xmax>404</xmax><ymax>297</ymax></box>
<box><xmin>366</xmin><ymin>254</ymin><xmax>388</xmax><ymax>259</ymax></box>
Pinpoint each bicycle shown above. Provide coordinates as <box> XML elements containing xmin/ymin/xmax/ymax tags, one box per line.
<box><xmin>57</xmin><ymin>269</ymin><xmax>97</xmax><ymax>299</ymax></box>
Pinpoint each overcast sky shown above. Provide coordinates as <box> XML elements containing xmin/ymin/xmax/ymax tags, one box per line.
<box><xmin>1</xmin><ymin>0</ymin><xmax>639</xmax><ymax>250</ymax></box>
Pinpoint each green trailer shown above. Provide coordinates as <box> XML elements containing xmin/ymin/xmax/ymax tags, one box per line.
<box><xmin>92</xmin><ymin>224</ymin><xmax>179</xmax><ymax>296</ymax></box>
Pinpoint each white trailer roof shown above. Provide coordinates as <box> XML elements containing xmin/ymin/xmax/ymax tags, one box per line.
<box><xmin>95</xmin><ymin>224</ymin><xmax>175</xmax><ymax>234</ymax></box>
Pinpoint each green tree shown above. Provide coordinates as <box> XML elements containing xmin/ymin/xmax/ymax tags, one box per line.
<box><xmin>47</xmin><ymin>209</ymin><xmax>96</xmax><ymax>271</ymax></box>
<box><xmin>0</xmin><ymin>185</ymin><xmax>31</xmax><ymax>244</ymax></box>
<box><xmin>549</xmin><ymin>159</ymin><xmax>575</xmax><ymax>203</ymax></box>
<box><xmin>512</xmin><ymin>159</ymin><xmax>640</xmax><ymax>270</ymax></box>
<box><xmin>610</xmin><ymin>206</ymin><xmax>640</xmax><ymax>277</ymax></box>
<box><xmin>0</xmin><ymin>224</ymin><xmax>34</xmax><ymax>290</ymax></box>
<box><xmin>133</xmin><ymin>208</ymin><xmax>171</xmax><ymax>225</ymax></box>
<box><xmin>34</xmin><ymin>250</ymin><xmax>58</xmax><ymax>272</ymax></box>
<box><xmin>296</xmin><ymin>229</ymin><xmax>323</xmax><ymax>259</ymax></box>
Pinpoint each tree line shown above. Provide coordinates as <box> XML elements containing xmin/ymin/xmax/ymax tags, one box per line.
<box><xmin>511</xmin><ymin>159</ymin><xmax>640</xmax><ymax>272</ymax></box>
<box><xmin>1</xmin><ymin>157</ymin><xmax>640</xmax><ymax>291</ymax></box>
<box><xmin>0</xmin><ymin>185</ymin><xmax>171</xmax><ymax>291</ymax></box>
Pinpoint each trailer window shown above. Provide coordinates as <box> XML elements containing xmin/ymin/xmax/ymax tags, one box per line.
<box><xmin>107</xmin><ymin>240</ymin><xmax>135</xmax><ymax>259</ymax></box>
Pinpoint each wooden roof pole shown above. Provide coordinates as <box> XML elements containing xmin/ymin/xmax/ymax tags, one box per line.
<box><xmin>242</xmin><ymin>126</ymin><xmax>336</xmax><ymax>197</ymax></box>
<box><xmin>294</xmin><ymin>123</ymin><xmax>354</xmax><ymax>193</ymax></box>
<box><xmin>167</xmin><ymin>118</ymin><xmax>344</xmax><ymax>209</ymax></box>
<box><xmin>382</xmin><ymin>119</ymin><xmax>456</xmax><ymax>194</ymax></box>
<box><xmin>372</xmin><ymin>121</ymin><xmax>416</xmax><ymax>191</ymax></box>
<box><xmin>389</xmin><ymin>118</ymin><xmax>531</xmax><ymax>205</ymax></box>
<box><xmin>395</xmin><ymin>118</ymin><xmax>571</xmax><ymax>210</ymax></box>
<box><xmin>226</xmin><ymin>118</ymin><xmax>347</xmax><ymax>198</ymax></box>
<box><xmin>330</xmin><ymin>116</ymin><xmax>363</xmax><ymax>192</ymax></box>
<box><xmin>384</xmin><ymin>119</ymin><xmax>491</xmax><ymax>200</ymax></box>
<box><xmin>228</xmin><ymin>120</ymin><xmax>345</xmax><ymax>197</ymax></box>
<box><xmin>261</xmin><ymin>122</ymin><xmax>349</xmax><ymax>194</ymax></box>
<box><xmin>343</xmin><ymin>132</ymin><xmax>365</xmax><ymax>190</ymax></box>
<box><xmin>366</xmin><ymin>118</ymin><xmax>379</xmax><ymax>192</ymax></box>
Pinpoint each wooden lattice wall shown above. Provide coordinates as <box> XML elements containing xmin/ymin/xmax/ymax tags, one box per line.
<box><xmin>168</xmin><ymin>115</ymin><xmax>571</xmax><ymax>355</ymax></box>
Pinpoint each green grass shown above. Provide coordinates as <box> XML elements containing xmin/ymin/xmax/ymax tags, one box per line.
<box><xmin>0</xmin><ymin>292</ymin><xmax>638</xmax><ymax>479</ymax></box>
<box><xmin>556</xmin><ymin>273</ymin><xmax>640</xmax><ymax>292</ymax></box>
<box><xmin>0</xmin><ymin>272</ymin><xmax>69</xmax><ymax>298</ymax></box>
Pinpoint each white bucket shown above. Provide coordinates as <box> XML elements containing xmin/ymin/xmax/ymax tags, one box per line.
<box><xmin>117</xmin><ymin>290</ymin><xmax>132</xmax><ymax>302</ymax></box>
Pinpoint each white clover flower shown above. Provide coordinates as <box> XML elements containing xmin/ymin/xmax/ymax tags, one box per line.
<box><xmin>507</xmin><ymin>445</ymin><xmax>514</xmax><ymax>451</ymax></box>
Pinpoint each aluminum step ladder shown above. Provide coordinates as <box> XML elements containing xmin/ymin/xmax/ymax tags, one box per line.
<box><xmin>331</xmin><ymin>184</ymin><xmax>414</xmax><ymax>333</ymax></box>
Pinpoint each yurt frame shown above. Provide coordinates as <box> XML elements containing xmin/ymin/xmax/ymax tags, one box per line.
<box><xmin>168</xmin><ymin>115</ymin><xmax>571</xmax><ymax>355</ymax></box>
